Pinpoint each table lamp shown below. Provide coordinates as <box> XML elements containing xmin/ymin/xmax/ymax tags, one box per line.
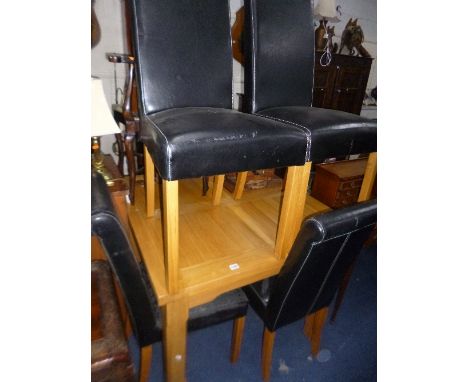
<box><xmin>91</xmin><ymin>77</ymin><xmax>121</xmax><ymax>183</ymax></box>
<box><xmin>314</xmin><ymin>0</ymin><xmax>340</xmax><ymax>52</ymax></box>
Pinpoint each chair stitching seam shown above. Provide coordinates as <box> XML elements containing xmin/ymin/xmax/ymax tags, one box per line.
<box><xmin>272</xmin><ymin>243</ymin><xmax>316</xmax><ymax>329</ymax></box>
<box><xmin>308</xmin><ymin>219</ymin><xmax>375</xmax><ymax>242</ymax></box>
<box><xmin>254</xmin><ymin>113</ymin><xmax>311</xmax><ymax>163</ymax></box>
<box><xmin>249</xmin><ymin>0</ymin><xmax>257</xmax><ymax>112</ymax></box>
<box><xmin>306</xmin><ymin>233</ymin><xmax>351</xmax><ymax>314</ymax></box>
<box><xmin>147</xmin><ymin>117</ymin><xmax>172</xmax><ymax>177</ymax></box>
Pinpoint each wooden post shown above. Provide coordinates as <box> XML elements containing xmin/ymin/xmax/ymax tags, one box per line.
<box><xmin>144</xmin><ymin>146</ymin><xmax>155</xmax><ymax>218</ymax></box>
<box><xmin>162</xmin><ymin>179</ymin><xmax>179</xmax><ymax>294</ymax></box>
<box><xmin>233</xmin><ymin>171</ymin><xmax>248</xmax><ymax>200</ymax></box>
<box><xmin>358</xmin><ymin>152</ymin><xmax>377</xmax><ymax>202</ymax></box>
<box><xmin>212</xmin><ymin>174</ymin><xmax>225</xmax><ymax>206</ymax></box>
<box><xmin>162</xmin><ymin>298</ymin><xmax>189</xmax><ymax>382</ymax></box>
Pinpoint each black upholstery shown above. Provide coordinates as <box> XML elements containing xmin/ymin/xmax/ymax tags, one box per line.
<box><xmin>129</xmin><ymin>0</ymin><xmax>309</xmax><ymax>180</ymax></box>
<box><xmin>91</xmin><ymin>170</ymin><xmax>248</xmax><ymax>347</ymax></box>
<box><xmin>257</xmin><ymin>107</ymin><xmax>376</xmax><ymax>163</ymax></box>
<box><xmin>243</xmin><ymin>200</ymin><xmax>377</xmax><ymax>332</ymax></box>
<box><xmin>243</xmin><ymin>0</ymin><xmax>377</xmax><ymax>163</ymax></box>
<box><xmin>141</xmin><ymin>107</ymin><xmax>309</xmax><ymax>180</ymax></box>
<box><xmin>243</xmin><ymin>0</ymin><xmax>315</xmax><ymax>113</ymax></box>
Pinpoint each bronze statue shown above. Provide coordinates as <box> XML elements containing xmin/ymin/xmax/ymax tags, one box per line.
<box><xmin>338</xmin><ymin>18</ymin><xmax>371</xmax><ymax>57</ymax></box>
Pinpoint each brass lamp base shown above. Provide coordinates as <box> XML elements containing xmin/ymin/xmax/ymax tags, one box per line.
<box><xmin>91</xmin><ymin>136</ymin><xmax>115</xmax><ymax>186</ymax></box>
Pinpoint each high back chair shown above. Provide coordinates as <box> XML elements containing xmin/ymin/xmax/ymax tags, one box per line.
<box><xmin>91</xmin><ymin>170</ymin><xmax>249</xmax><ymax>382</ymax></box>
<box><xmin>243</xmin><ymin>200</ymin><xmax>377</xmax><ymax>381</ymax></box>
<box><xmin>128</xmin><ymin>0</ymin><xmax>310</xmax><ymax>212</ymax></box>
<box><xmin>239</xmin><ymin>0</ymin><xmax>377</xmax><ymax>208</ymax></box>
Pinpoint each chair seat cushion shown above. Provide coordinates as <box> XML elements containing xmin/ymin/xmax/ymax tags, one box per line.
<box><xmin>257</xmin><ymin>106</ymin><xmax>377</xmax><ymax>163</ymax></box>
<box><xmin>139</xmin><ymin>107</ymin><xmax>309</xmax><ymax>180</ymax></box>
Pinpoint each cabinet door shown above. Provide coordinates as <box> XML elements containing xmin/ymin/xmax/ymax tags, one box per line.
<box><xmin>313</xmin><ymin>63</ymin><xmax>336</xmax><ymax>108</ymax></box>
<box><xmin>331</xmin><ymin>65</ymin><xmax>370</xmax><ymax>114</ymax></box>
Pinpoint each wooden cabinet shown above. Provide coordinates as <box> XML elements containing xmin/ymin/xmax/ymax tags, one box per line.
<box><xmin>310</xmin><ymin>159</ymin><xmax>368</xmax><ymax>208</ymax></box>
<box><xmin>313</xmin><ymin>53</ymin><xmax>373</xmax><ymax>115</ymax></box>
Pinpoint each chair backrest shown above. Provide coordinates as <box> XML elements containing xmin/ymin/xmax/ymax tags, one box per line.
<box><xmin>264</xmin><ymin>199</ymin><xmax>377</xmax><ymax>331</ymax></box>
<box><xmin>243</xmin><ymin>0</ymin><xmax>315</xmax><ymax>113</ymax></box>
<box><xmin>91</xmin><ymin>170</ymin><xmax>159</xmax><ymax>347</ymax></box>
<box><xmin>129</xmin><ymin>0</ymin><xmax>233</xmax><ymax>115</ymax></box>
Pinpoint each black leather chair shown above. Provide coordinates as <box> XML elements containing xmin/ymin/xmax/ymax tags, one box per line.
<box><xmin>241</xmin><ymin>0</ymin><xmax>377</xmax><ymax>199</ymax></box>
<box><xmin>243</xmin><ymin>200</ymin><xmax>377</xmax><ymax>381</ymax></box>
<box><xmin>91</xmin><ymin>170</ymin><xmax>249</xmax><ymax>382</ymax></box>
<box><xmin>127</xmin><ymin>0</ymin><xmax>309</xmax><ymax>215</ymax></box>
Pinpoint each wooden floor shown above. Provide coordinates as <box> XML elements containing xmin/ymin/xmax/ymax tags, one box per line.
<box><xmin>128</xmin><ymin>176</ymin><xmax>330</xmax><ymax>307</ymax></box>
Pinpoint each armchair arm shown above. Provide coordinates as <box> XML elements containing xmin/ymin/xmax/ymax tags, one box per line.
<box><xmin>106</xmin><ymin>53</ymin><xmax>136</xmax><ymax>124</ymax></box>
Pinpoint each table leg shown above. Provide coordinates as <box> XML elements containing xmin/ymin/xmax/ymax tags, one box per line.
<box><xmin>163</xmin><ymin>297</ymin><xmax>189</xmax><ymax>382</ymax></box>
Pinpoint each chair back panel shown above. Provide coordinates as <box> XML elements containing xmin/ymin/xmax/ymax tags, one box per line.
<box><xmin>91</xmin><ymin>171</ymin><xmax>159</xmax><ymax>347</ymax></box>
<box><xmin>264</xmin><ymin>200</ymin><xmax>377</xmax><ymax>331</ymax></box>
<box><xmin>243</xmin><ymin>0</ymin><xmax>315</xmax><ymax>113</ymax></box>
<box><xmin>129</xmin><ymin>0</ymin><xmax>233</xmax><ymax>115</ymax></box>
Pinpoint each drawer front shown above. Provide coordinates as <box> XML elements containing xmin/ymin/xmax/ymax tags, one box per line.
<box><xmin>338</xmin><ymin>178</ymin><xmax>363</xmax><ymax>191</ymax></box>
<box><xmin>333</xmin><ymin>188</ymin><xmax>360</xmax><ymax>208</ymax></box>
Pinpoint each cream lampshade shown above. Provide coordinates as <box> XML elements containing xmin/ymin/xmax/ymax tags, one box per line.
<box><xmin>91</xmin><ymin>77</ymin><xmax>121</xmax><ymax>182</ymax></box>
<box><xmin>91</xmin><ymin>77</ymin><xmax>120</xmax><ymax>137</ymax></box>
<box><xmin>314</xmin><ymin>0</ymin><xmax>340</xmax><ymax>22</ymax></box>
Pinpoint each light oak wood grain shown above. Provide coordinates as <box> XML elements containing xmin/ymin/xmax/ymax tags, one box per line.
<box><xmin>358</xmin><ymin>152</ymin><xmax>377</xmax><ymax>202</ymax></box>
<box><xmin>212</xmin><ymin>174</ymin><xmax>225</xmax><ymax>206</ymax></box>
<box><xmin>144</xmin><ymin>146</ymin><xmax>155</xmax><ymax>218</ymax></box>
<box><xmin>233</xmin><ymin>171</ymin><xmax>248</xmax><ymax>200</ymax></box>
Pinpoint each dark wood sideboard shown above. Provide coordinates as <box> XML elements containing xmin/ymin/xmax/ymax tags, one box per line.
<box><xmin>313</xmin><ymin>53</ymin><xmax>373</xmax><ymax>115</ymax></box>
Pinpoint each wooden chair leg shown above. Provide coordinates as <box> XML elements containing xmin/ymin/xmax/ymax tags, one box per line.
<box><xmin>358</xmin><ymin>152</ymin><xmax>377</xmax><ymax>202</ymax></box>
<box><xmin>144</xmin><ymin>146</ymin><xmax>155</xmax><ymax>218</ymax></box>
<box><xmin>114</xmin><ymin>132</ymin><xmax>125</xmax><ymax>175</ymax></box>
<box><xmin>202</xmin><ymin>176</ymin><xmax>209</xmax><ymax>196</ymax></box>
<box><xmin>139</xmin><ymin>345</ymin><xmax>152</xmax><ymax>382</ymax></box>
<box><xmin>233</xmin><ymin>171</ymin><xmax>248</xmax><ymax>200</ymax></box>
<box><xmin>309</xmin><ymin>307</ymin><xmax>328</xmax><ymax>357</ymax></box>
<box><xmin>230</xmin><ymin>316</ymin><xmax>246</xmax><ymax>363</ymax></box>
<box><xmin>162</xmin><ymin>179</ymin><xmax>179</xmax><ymax>294</ymax></box>
<box><xmin>212</xmin><ymin>174</ymin><xmax>225</xmax><ymax>206</ymax></box>
<box><xmin>275</xmin><ymin>163</ymin><xmax>311</xmax><ymax>260</ymax></box>
<box><xmin>261</xmin><ymin>327</ymin><xmax>276</xmax><ymax>382</ymax></box>
<box><xmin>304</xmin><ymin>313</ymin><xmax>315</xmax><ymax>340</ymax></box>
<box><xmin>124</xmin><ymin>132</ymin><xmax>137</xmax><ymax>205</ymax></box>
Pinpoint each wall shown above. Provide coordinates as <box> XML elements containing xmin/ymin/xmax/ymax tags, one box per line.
<box><xmin>91</xmin><ymin>0</ymin><xmax>377</xmax><ymax>162</ymax></box>
<box><xmin>91</xmin><ymin>0</ymin><xmax>128</xmax><ymax>162</ymax></box>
